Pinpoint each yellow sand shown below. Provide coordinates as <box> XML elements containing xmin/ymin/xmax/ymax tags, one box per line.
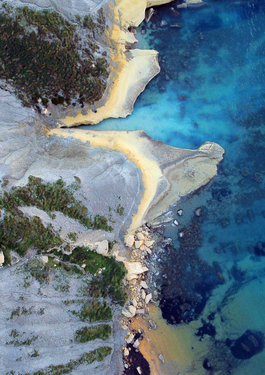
<box><xmin>59</xmin><ymin>0</ymin><xmax>174</xmax><ymax>127</ymax></box>
<box><xmin>48</xmin><ymin>129</ymin><xmax>163</xmax><ymax>233</ymax></box>
<box><xmin>131</xmin><ymin>304</ymin><xmax>210</xmax><ymax>375</ymax></box>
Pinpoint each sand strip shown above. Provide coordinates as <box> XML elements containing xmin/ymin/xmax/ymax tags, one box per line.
<box><xmin>49</xmin><ymin>129</ymin><xmax>224</xmax><ymax>233</ymax></box>
<box><xmin>59</xmin><ymin>0</ymin><xmax>175</xmax><ymax>127</ymax></box>
<box><xmin>48</xmin><ymin>129</ymin><xmax>164</xmax><ymax>232</ymax></box>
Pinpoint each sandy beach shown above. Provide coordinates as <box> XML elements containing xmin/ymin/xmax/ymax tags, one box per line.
<box><xmin>59</xmin><ymin>0</ymin><xmax>172</xmax><ymax>127</ymax></box>
<box><xmin>49</xmin><ymin>129</ymin><xmax>224</xmax><ymax>235</ymax></box>
<box><xmin>48</xmin><ymin>129</ymin><xmax>163</xmax><ymax>232</ymax></box>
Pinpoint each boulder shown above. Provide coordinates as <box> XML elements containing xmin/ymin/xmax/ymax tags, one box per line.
<box><xmin>125</xmin><ymin>262</ymin><xmax>149</xmax><ymax>280</ymax></box>
<box><xmin>137</xmin><ymin>232</ymin><xmax>145</xmax><ymax>240</ymax></box>
<box><xmin>135</xmin><ymin>240</ymin><xmax>143</xmax><ymax>249</ymax></box>
<box><xmin>122</xmin><ymin>309</ymin><xmax>133</xmax><ymax>318</ymax></box>
<box><xmin>145</xmin><ymin>240</ymin><xmax>154</xmax><ymax>248</ymax></box>
<box><xmin>128</xmin><ymin>305</ymin><xmax>136</xmax><ymax>317</ymax></box>
<box><xmin>126</xmin><ymin>333</ymin><xmax>134</xmax><ymax>344</ymax></box>
<box><xmin>0</xmin><ymin>251</ymin><xmax>4</xmax><ymax>265</ymax></box>
<box><xmin>95</xmin><ymin>240</ymin><xmax>108</xmax><ymax>256</ymax></box>
<box><xmin>140</xmin><ymin>280</ymin><xmax>148</xmax><ymax>289</ymax></box>
<box><xmin>145</xmin><ymin>293</ymin><xmax>152</xmax><ymax>305</ymax></box>
<box><xmin>133</xmin><ymin>339</ymin><xmax>140</xmax><ymax>348</ymax></box>
<box><xmin>41</xmin><ymin>255</ymin><xmax>48</xmax><ymax>264</ymax></box>
<box><xmin>125</xmin><ymin>234</ymin><xmax>135</xmax><ymax>248</ymax></box>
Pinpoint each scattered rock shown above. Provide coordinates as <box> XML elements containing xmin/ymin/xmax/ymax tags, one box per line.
<box><xmin>241</xmin><ymin>170</ymin><xmax>250</xmax><ymax>177</ymax></box>
<box><xmin>137</xmin><ymin>232</ymin><xmax>145</xmax><ymax>240</ymax></box>
<box><xmin>41</xmin><ymin>255</ymin><xmax>48</xmax><ymax>264</ymax></box>
<box><xmin>133</xmin><ymin>339</ymin><xmax>140</xmax><ymax>348</ymax></box>
<box><xmin>125</xmin><ymin>262</ymin><xmax>149</xmax><ymax>281</ymax></box>
<box><xmin>145</xmin><ymin>240</ymin><xmax>154</xmax><ymax>248</ymax></box>
<box><xmin>122</xmin><ymin>310</ymin><xmax>133</xmax><ymax>318</ymax></box>
<box><xmin>0</xmin><ymin>251</ymin><xmax>4</xmax><ymax>265</ymax></box>
<box><xmin>95</xmin><ymin>240</ymin><xmax>108</xmax><ymax>256</ymax></box>
<box><xmin>135</xmin><ymin>240</ymin><xmax>143</xmax><ymax>249</ymax></box>
<box><xmin>145</xmin><ymin>8</ymin><xmax>155</xmax><ymax>23</ymax></box>
<box><xmin>160</xmin><ymin>20</ymin><xmax>168</xmax><ymax>27</ymax></box>
<box><xmin>145</xmin><ymin>293</ymin><xmax>152</xmax><ymax>305</ymax></box>
<box><xmin>140</xmin><ymin>281</ymin><xmax>148</xmax><ymax>289</ymax></box>
<box><xmin>170</xmin><ymin>23</ymin><xmax>182</xmax><ymax>28</ymax></box>
<box><xmin>126</xmin><ymin>333</ymin><xmax>134</xmax><ymax>344</ymax></box>
<box><xmin>125</xmin><ymin>235</ymin><xmax>135</xmax><ymax>248</ymax></box>
<box><xmin>128</xmin><ymin>305</ymin><xmax>137</xmax><ymax>317</ymax></box>
<box><xmin>195</xmin><ymin>207</ymin><xmax>202</xmax><ymax>217</ymax></box>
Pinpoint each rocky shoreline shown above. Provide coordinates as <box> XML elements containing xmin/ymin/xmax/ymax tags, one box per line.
<box><xmin>0</xmin><ymin>0</ymin><xmax>226</xmax><ymax>374</ymax></box>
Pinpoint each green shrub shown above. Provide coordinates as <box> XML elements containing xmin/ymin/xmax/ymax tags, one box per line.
<box><xmin>76</xmin><ymin>300</ymin><xmax>112</xmax><ymax>322</ymax></box>
<box><xmin>75</xmin><ymin>324</ymin><xmax>111</xmax><ymax>342</ymax></box>
<box><xmin>0</xmin><ymin>5</ymin><xmax>109</xmax><ymax>105</ymax></box>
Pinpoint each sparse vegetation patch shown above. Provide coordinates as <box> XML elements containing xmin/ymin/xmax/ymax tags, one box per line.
<box><xmin>0</xmin><ymin>5</ymin><xmax>109</xmax><ymax>106</ymax></box>
<box><xmin>75</xmin><ymin>324</ymin><xmax>111</xmax><ymax>342</ymax></box>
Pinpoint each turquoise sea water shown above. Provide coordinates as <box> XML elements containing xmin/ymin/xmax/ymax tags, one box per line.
<box><xmin>87</xmin><ymin>1</ymin><xmax>265</xmax><ymax>373</ymax></box>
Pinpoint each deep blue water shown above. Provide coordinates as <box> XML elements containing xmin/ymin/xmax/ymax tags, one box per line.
<box><xmin>87</xmin><ymin>1</ymin><xmax>265</xmax><ymax>373</ymax></box>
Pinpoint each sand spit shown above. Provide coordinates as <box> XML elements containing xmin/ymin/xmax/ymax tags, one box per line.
<box><xmin>60</xmin><ymin>0</ymin><xmax>173</xmax><ymax>127</ymax></box>
<box><xmin>49</xmin><ymin>129</ymin><xmax>224</xmax><ymax>233</ymax></box>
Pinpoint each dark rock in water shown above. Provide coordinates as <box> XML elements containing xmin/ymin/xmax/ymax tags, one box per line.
<box><xmin>207</xmin><ymin>312</ymin><xmax>215</xmax><ymax>321</ymax></box>
<box><xmin>195</xmin><ymin>321</ymin><xmax>216</xmax><ymax>338</ymax></box>
<box><xmin>254</xmin><ymin>241</ymin><xmax>265</xmax><ymax>256</ymax></box>
<box><xmin>228</xmin><ymin>330</ymin><xmax>264</xmax><ymax>360</ymax></box>
<box><xmin>123</xmin><ymin>333</ymin><xmax>150</xmax><ymax>375</ymax></box>
<box><xmin>195</xmin><ymin>207</ymin><xmax>202</xmax><ymax>217</ymax></box>
<box><xmin>203</xmin><ymin>358</ymin><xmax>213</xmax><ymax>371</ymax></box>
<box><xmin>211</xmin><ymin>186</ymin><xmax>232</xmax><ymax>202</ymax></box>
<box><xmin>194</xmin><ymin>14</ymin><xmax>223</xmax><ymax>32</ymax></box>
<box><xmin>160</xmin><ymin>292</ymin><xmax>208</xmax><ymax>325</ymax></box>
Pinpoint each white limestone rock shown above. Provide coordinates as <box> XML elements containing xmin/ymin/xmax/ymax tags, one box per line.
<box><xmin>122</xmin><ymin>310</ymin><xmax>133</xmax><ymax>318</ymax></box>
<box><xmin>41</xmin><ymin>255</ymin><xmax>48</xmax><ymax>264</ymax></box>
<box><xmin>140</xmin><ymin>281</ymin><xmax>148</xmax><ymax>289</ymax></box>
<box><xmin>135</xmin><ymin>240</ymin><xmax>143</xmax><ymax>249</ymax></box>
<box><xmin>145</xmin><ymin>240</ymin><xmax>154</xmax><ymax>248</ymax></box>
<box><xmin>0</xmin><ymin>251</ymin><xmax>4</xmax><ymax>265</ymax></box>
<box><xmin>125</xmin><ymin>234</ymin><xmax>135</xmax><ymax>248</ymax></box>
<box><xmin>124</xmin><ymin>262</ymin><xmax>148</xmax><ymax>280</ymax></box>
<box><xmin>128</xmin><ymin>305</ymin><xmax>136</xmax><ymax>317</ymax></box>
<box><xmin>95</xmin><ymin>240</ymin><xmax>109</xmax><ymax>256</ymax></box>
<box><xmin>126</xmin><ymin>333</ymin><xmax>134</xmax><ymax>344</ymax></box>
<box><xmin>133</xmin><ymin>339</ymin><xmax>140</xmax><ymax>348</ymax></box>
<box><xmin>137</xmin><ymin>232</ymin><xmax>145</xmax><ymax>240</ymax></box>
<box><xmin>145</xmin><ymin>293</ymin><xmax>152</xmax><ymax>305</ymax></box>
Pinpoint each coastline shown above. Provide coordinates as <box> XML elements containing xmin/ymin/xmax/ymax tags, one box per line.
<box><xmin>49</xmin><ymin>129</ymin><xmax>224</xmax><ymax>233</ymax></box>
<box><xmin>59</xmin><ymin>0</ymin><xmax>173</xmax><ymax>127</ymax></box>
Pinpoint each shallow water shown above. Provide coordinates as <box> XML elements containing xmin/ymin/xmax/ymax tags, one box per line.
<box><xmin>86</xmin><ymin>0</ymin><xmax>265</xmax><ymax>373</ymax></box>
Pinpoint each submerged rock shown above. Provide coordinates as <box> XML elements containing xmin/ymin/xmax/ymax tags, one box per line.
<box><xmin>227</xmin><ymin>330</ymin><xmax>264</xmax><ymax>360</ymax></box>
